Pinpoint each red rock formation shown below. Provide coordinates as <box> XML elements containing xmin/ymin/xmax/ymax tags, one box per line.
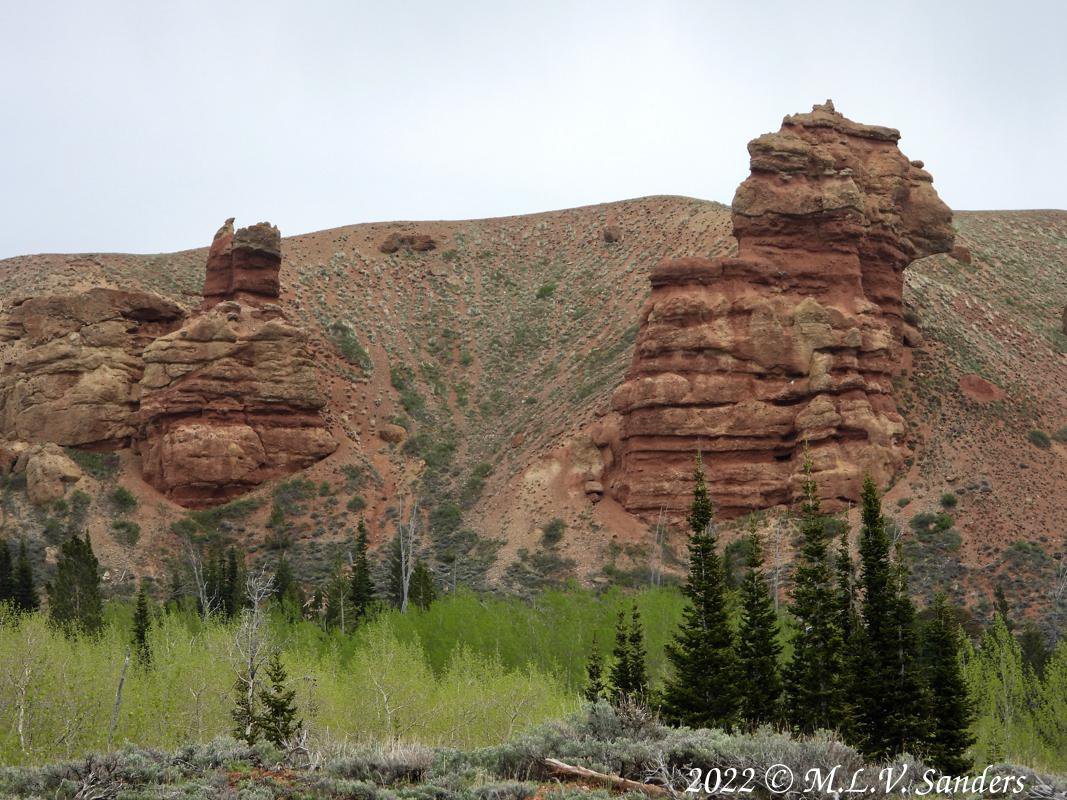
<box><xmin>202</xmin><ymin>219</ymin><xmax>282</xmax><ymax>309</ymax></box>
<box><xmin>610</xmin><ymin>101</ymin><xmax>954</xmax><ymax>518</ymax></box>
<box><xmin>379</xmin><ymin>233</ymin><xmax>436</xmax><ymax>254</ymax></box>
<box><xmin>136</xmin><ymin>220</ymin><xmax>336</xmax><ymax>507</ymax></box>
<box><xmin>0</xmin><ymin>289</ymin><xmax>184</xmax><ymax>447</ymax></box>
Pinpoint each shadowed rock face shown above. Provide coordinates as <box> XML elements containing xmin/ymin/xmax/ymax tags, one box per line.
<box><xmin>610</xmin><ymin>101</ymin><xmax>954</xmax><ymax>518</ymax></box>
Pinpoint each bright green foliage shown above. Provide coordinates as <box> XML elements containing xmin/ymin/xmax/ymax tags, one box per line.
<box><xmin>783</xmin><ymin>459</ymin><xmax>846</xmax><ymax>734</ymax></box>
<box><xmin>923</xmin><ymin>595</ymin><xmax>973</xmax><ymax>773</ymax></box>
<box><xmin>13</xmin><ymin>539</ymin><xmax>39</xmax><ymax>613</ymax></box>
<box><xmin>131</xmin><ymin>584</ymin><xmax>152</xmax><ymax>666</ymax></box>
<box><xmin>350</xmin><ymin>519</ymin><xmax>376</xmax><ymax>621</ymax></box>
<box><xmin>737</xmin><ymin>526</ymin><xmax>782</xmax><ymax>728</ymax></box>
<box><xmin>256</xmin><ymin>651</ymin><xmax>301</xmax><ymax>747</ymax></box>
<box><xmin>963</xmin><ymin>614</ymin><xmax>1045</xmax><ymax>767</ymax></box>
<box><xmin>46</xmin><ymin>534</ymin><xmax>103</xmax><ymax>637</ymax></box>
<box><xmin>583</xmin><ymin>636</ymin><xmax>605</xmax><ymax>702</ymax></box>
<box><xmin>662</xmin><ymin>457</ymin><xmax>738</xmax><ymax>729</ymax></box>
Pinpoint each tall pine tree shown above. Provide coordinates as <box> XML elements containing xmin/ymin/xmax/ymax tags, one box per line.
<box><xmin>584</xmin><ymin>636</ymin><xmax>606</xmax><ymax>703</ymax></box>
<box><xmin>13</xmin><ymin>539</ymin><xmax>39</xmax><ymax>613</ymax></box>
<box><xmin>783</xmin><ymin>457</ymin><xmax>846</xmax><ymax>733</ymax></box>
<box><xmin>923</xmin><ymin>594</ymin><xmax>974</xmax><ymax>773</ymax></box>
<box><xmin>662</xmin><ymin>455</ymin><xmax>739</xmax><ymax>729</ymax></box>
<box><xmin>350</xmin><ymin>519</ymin><xmax>376</xmax><ymax>621</ymax></box>
<box><xmin>0</xmin><ymin>540</ymin><xmax>12</xmax><ymax>606</ymax></box>
<box><xmin>256</xmin><ymin>651</ymin><xmax>302</xmax><ymax>747</ymax></box>
<box><xmin>47</xmin><ymin>533</ymin><xmax>103</xmax><ymax>636</ymax></box>
<box><xmin>627</xmin><ymin>605</ymin><xmax>648</xmax><ymax>699</ymax></box>
<box><xmin>851</xmin><ymin>476</ymin><xmax>926</xmax><ymax>759</ymax></box>
<box><xmin>736</xmin><ymin>522</ymin><xmax>782</xmax><ymax>728</ymax></box>
<box><xmin>409</xmin><ymin>559</ymin><xmax>437</xmax><ymax>611</ymax></box>
<box><xmin>131</xmin><ymin>582</ymin><xmax>152</xmax><ymax>666</ymax></box>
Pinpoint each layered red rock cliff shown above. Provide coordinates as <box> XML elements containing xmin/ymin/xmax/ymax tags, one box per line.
<box><xmin>609</xmin><ymin>101</ymin><xmax>954</xmax><ymax>518</ymax></box>
<box><xmin>0</xmin><ymin>220</ymin><xmax>336</xmax><ymax>507</ymax></box>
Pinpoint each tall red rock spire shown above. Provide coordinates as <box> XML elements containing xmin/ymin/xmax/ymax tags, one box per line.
<box><xmin>609</xmin><ymin>101</ymin><xmax>954</xmax><ymax>517</ymax></box>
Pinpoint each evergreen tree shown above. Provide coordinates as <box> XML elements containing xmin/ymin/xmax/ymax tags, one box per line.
<box><xmin>386</xmin><ymin>535</ymin><xmax>404</xmax><ymax>608</ymax></box>
<box><xmin>131</xmin><ymin>582</ymin><xmax>152</xmax><ymax>666</ymax></box>
<box><xmin>584</xmin><ymin>636</ymin><xmax>606</xmax><ymax>703</ymax></box>
<box><xmin>851</xmin><ymin>476</ymin><xmax>926</xmax><ymax>758</ymax></box>
<box><xmin>783</xmin><ymin>457</ymin><xmax>846</xmax><ymax>734</ymax></box>
<box><xmin>923</xmin><ymin>595</ymin><xmax>974</xmax><ymax>774</ymax></box>
<box><xmin>47</xmin><ymin>533</ymin><xmax>103</xmax><ymax>636</ymax></box>
<box><xmin>736</xmin><ymin>523</ymin><xmax>783</xmax><ymax>727</ymax></box>
<box><xmin>13</xmin><ymin>539</ymin><xmax>39</xmax><ymax>613</ymax></box>
<box><xmin>626</xmin><ymin>605</ymin><xmax>648</xmax><ymax>699</ymax></box>
<box><xmin>272</xmin><ymin>555</ymin><xmax>294</xmax><ymax>603</ymax></box>
<box><xmin>350</xmin><ymin>519</ymin><xmax>376</xmax><ymax>621</ymax></box>
<box><xmin>232</xmin><ymin>674</ymin><xmax>259</xmax><ymax>745</ymax></box>
<box><xmin>0</xmin><ymin>540</ymin><xmax>12</xmax><ymax>606</ymax></box>
<box><xmin>993</xmin><ymin>583</ymin><xmax>1012</xmax><ymax>631</ymax></box>
<box><xmin>662</xmin><ymin>456</ymin><xmax>739</xmax><ymax>729</ymax></box>
<box><xmin>835</xmin><ymin>523</ymin><xmax>857</xmax><ymax>643</ymax></box>
<box><xmin>609</xmin><ymin>608</ymin><xmax>634</xmax><ymax>702</ymax></box>
<box><xmin>223</xmin><ymin>547</ymin><xmax>242</xmax><ymax>619</ymax></box>
<box><xmin>409</xmin><ymin>559</ymin><xmax>437</xmax><ymax>611</ymax></box>
<box><xmin>256</xmin><ymin>651</ymin><xmax>302</xmax><ymax>747</ymax></box>
<box><xmin>1017</xmin><ymin>621</ymin><xmax>1050</xmax><ymax>678</ymax></box>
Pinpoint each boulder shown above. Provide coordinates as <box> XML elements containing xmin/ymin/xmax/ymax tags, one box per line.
<box><xmin>23</xmin><ymin>443</ymin><xmax>82</xmax><ymax>505</ymax></box>
<box><xmin>378</xmin><ymin>423</ymin><xmax>407</xmax><ymax>444</ymax></box>
<box><xmin>610</xmin><ymin>101</ymin><xmax>954</xmax><ymax>518</ymax></box>
<box><xmin>379</xmin><ymin>233</ymin><xmax>436</xmax><ymax>254</ymax></box>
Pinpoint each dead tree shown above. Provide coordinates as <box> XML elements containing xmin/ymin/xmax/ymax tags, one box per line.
<box><xmin>396</xmin><ymin>498</ymin><xmax>421</xmax><ymax>613</ymax></box>
<box><xmin>231</xmin><ymin>567</ymin><xmax>275</xmax><ymax>743</ymax></box>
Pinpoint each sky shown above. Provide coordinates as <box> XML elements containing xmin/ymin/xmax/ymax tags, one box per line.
<box><xmin>1</xmin><ymin>0</ymin><xmax>1064</xmax><ymax>258</ymax></box>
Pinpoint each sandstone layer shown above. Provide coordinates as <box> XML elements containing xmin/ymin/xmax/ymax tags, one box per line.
<box><xmin>0</xmin><ymin>220</ymin><xmax>336</xmax><ymax>508</ymax></box>
<box><xmin>0</xmin><ymin>289</ymin><xmax>184</xmax><ymax>448</ymax></box>
<box><xmin>610</xmin><ymin>101</ymin><xmax>954</xmax><ymax>517</ymax></box>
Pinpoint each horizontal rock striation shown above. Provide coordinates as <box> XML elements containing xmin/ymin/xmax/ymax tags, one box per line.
<box><xmin>610</xmin><ymin>101</ymin><xmax>954</xmax><ymax>518</ymax></box>
<box><xmin>0</xmin><ymin>289</ymin><xmax>184</xmax><ymax>448</ymax></box>
<box><xmin>0</xmin><ymin>219</ymin><xmax>336</xmax><ymax>508</ymax></box>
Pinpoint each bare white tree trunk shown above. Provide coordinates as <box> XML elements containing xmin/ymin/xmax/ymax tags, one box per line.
<box><xmin>397</xmin><ymin>498</ymin><xmax>420</xmax><ymax>613</ymax></box>
<box><xmin>107</xmin><ymin>649</ymin><xmax>131</xmax><ymax>750</ymax></box>
<box><xmin>232</xmin><ymin>567</ymin><xmax>275</xmax><ymax>742</ymax></box>
<box><xmin>182</xmin><ymin>535</ymin><xmax>215</xmax><ymax>620</ymax></box>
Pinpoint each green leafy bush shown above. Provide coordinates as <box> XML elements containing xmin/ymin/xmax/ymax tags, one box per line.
<box><xmin>939</xmin><ymin>492</ymin><xmax>958</xmax><ymax>509</ymax></box>
<box><xmin>110</xmin><ymin>486</ymin><xmax>137</xmax><ymax>513</ymax></box>
<box><xmin>64</xmin><ymin>449</ymin><xmax>118</xmax><ymax>480</ymax></box>
<box><xmin>540</xmin><ymin>518</ymin><xmax>566</xmax><ymax>547</ymax></box>
<box><xmin>1028</xmin><ymin>429</ymin><xmax>1052</xmax><ymax>449</ymax></box>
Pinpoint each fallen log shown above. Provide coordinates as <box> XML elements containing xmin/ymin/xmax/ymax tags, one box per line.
<box><xmin>541</xmin><ymin>757</ymin><xmax>671</xmax><ymax>797</ymax></box>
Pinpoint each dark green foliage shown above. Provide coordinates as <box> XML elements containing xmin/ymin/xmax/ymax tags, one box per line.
<box><xmin>583</xmin><ymin>637</ymin><xmax>606</xmax><ymax>703</ymax></box>
<box><xmin>110</xmin><ymin>519</ymin><xmax>141</xmax><ymax>549</ymax></box>
<box><xmin>351</xmin><ymin>520</ymin><xmax>377</xmax><ymax>622</ymax></box>
<box><xmin>609</xmin><ymin>606</ymin><xmax>647</xmax><ymax>702</ymax></box>
<box><xmin>0</xmin><ymin>540</ymin><xmax>12</xmax><ymax>606</ymax></box>
<box><xmin>64</xmin><ymin>448</ymin><xmax>119</xmax><ymax>479</ymax></box>
<box><xmin>1018</xmin><ymin>621</ymin><xmax>1050</xmax><ymax>677</ymax></box>
<box><xmin>13</xmin><ymin>539</ymin><xmax>39</xmax><ymax>613</ymax></box>
<box><xmin>256</xmin><ymin>651</ymin><xmax>302</xmax><ymax>747</ymax></box>
<box><xmin>1027</xmin><ymin>429</ymin><xmax>1051</xmax><ymax>449</ymax></box>
<box><xmin>922</xmin><ymin>595</ymin><xmax>974</xmax><ymax>774</ymax></box>
<box><xmin>410</xmin><ymin>560</ymin><xmax>437</xmax><ymax>611</ymax></box>
<box><xmin>540</xmin><ymin>518</ymin><xmax>565</xmax><ymax>547</ymax></box>
<box><xmin>110</xmin><ymin>486</ymin><xmax>137</xmax><ymax>513</ymax></box>
<box><xmin>994</xmin><ymin>583</ymin><xmax>1012</xmax><ymax>630</ymax></box>
<box><xmin>939</xmin><ymin>492</ymin><xmax>958</xmax><ymax>509</ymax></box>
<box><xmin>737</xmin><ymin>527</ymin><xmax>782</xmax><ymax>728</ymax></box>
<box><xmin>347</xmin><ymin>495</ymin><xmax>367</xmax><ymax>513</ymax></box>
<box><xmin>391</xmin><ymin>364</ymin><xmax>427</xmax><ymax>419</ymax></box>
<box><xmin>783</xmin><ymin>459</ymin><xmax>846</xmax><ymax>734</ymax></box>
<box><xmin>535</xmin><ymin>282</ymin><xmax>556</xmax><ymax>299</ymax></box>
<box><xmin>47</xmin><ymin>534</ymin><xmax>103</xmax><ymax>636</ymax></box>
<box><xmin>224</xmin><ymin>548</ymin><xmax>242</xmax><ymax>619</ymax></box>
<box><xmin>910</xmin><ymin>511</ymin><xmax>955</xmax><ymax>534</ymax></box>
<box><xmin>131</xmin><ymin>583</ymin><xmax>152</xmax><ymax>666</ymax></box>
<box><xmin>662</xmin><ymin>457</ymin><xmax>738</xmax><ymax>729</ymax></box>
<box><xmin>850</xmin><ymin>476</ymin><xmax>927</xmax><ymax>760</ymax></box>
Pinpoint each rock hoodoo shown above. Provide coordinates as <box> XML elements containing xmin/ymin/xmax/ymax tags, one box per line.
<box><xmin>609</xmin><ymin>101</ymin><xmax>954</xmax><ymax>518</ymax></box>
<box><xmin>0</xmin><ymin>220</ymin><xmax>336</xmax><ymax>508</ymax></box>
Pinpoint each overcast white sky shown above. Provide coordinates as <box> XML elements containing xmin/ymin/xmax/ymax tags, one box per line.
<box><xmin>1</xmin><ymin>0</ymin><xmax>1064</xmax><ymax>258</ymax></box>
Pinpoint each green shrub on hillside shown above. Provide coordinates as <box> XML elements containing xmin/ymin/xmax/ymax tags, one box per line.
<box><xmin>1028</xmin><ymin>429</ymin><xmax>1052</xmax><ymax>449</ymax></box>
<box><xmin>65</xmin><ymin>449</ymin><xmax>119</xmax><ymax>480</ymax></box>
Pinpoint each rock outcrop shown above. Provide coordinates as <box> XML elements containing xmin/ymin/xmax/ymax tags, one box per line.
<box><xmin>379</xmin><ymin>233</ymin><xmax>436</xmax><ymax>254</ymax></box>
<box><xmin>610</xmin><ymin>101</ymin><xmax>954</xmax><ymax>517</ymax></box>
<box><xmin>0</xmin><ymin>220</ymin><xmax>336</xmax><ymax>508</ymax></box>
<box><xmin>0</xmin><ymin>289</ymin><xmax>184</xmax><ymax>447</ymax></box>
<box><xmin>136</xmin><ymin>300</ymin><xmax>336</xmax><ymax>506</ymax></box>
<box><xmin>202</xmin><ymin>219</ymin><xmax>283</xmax><ymax>309</ymax></box>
